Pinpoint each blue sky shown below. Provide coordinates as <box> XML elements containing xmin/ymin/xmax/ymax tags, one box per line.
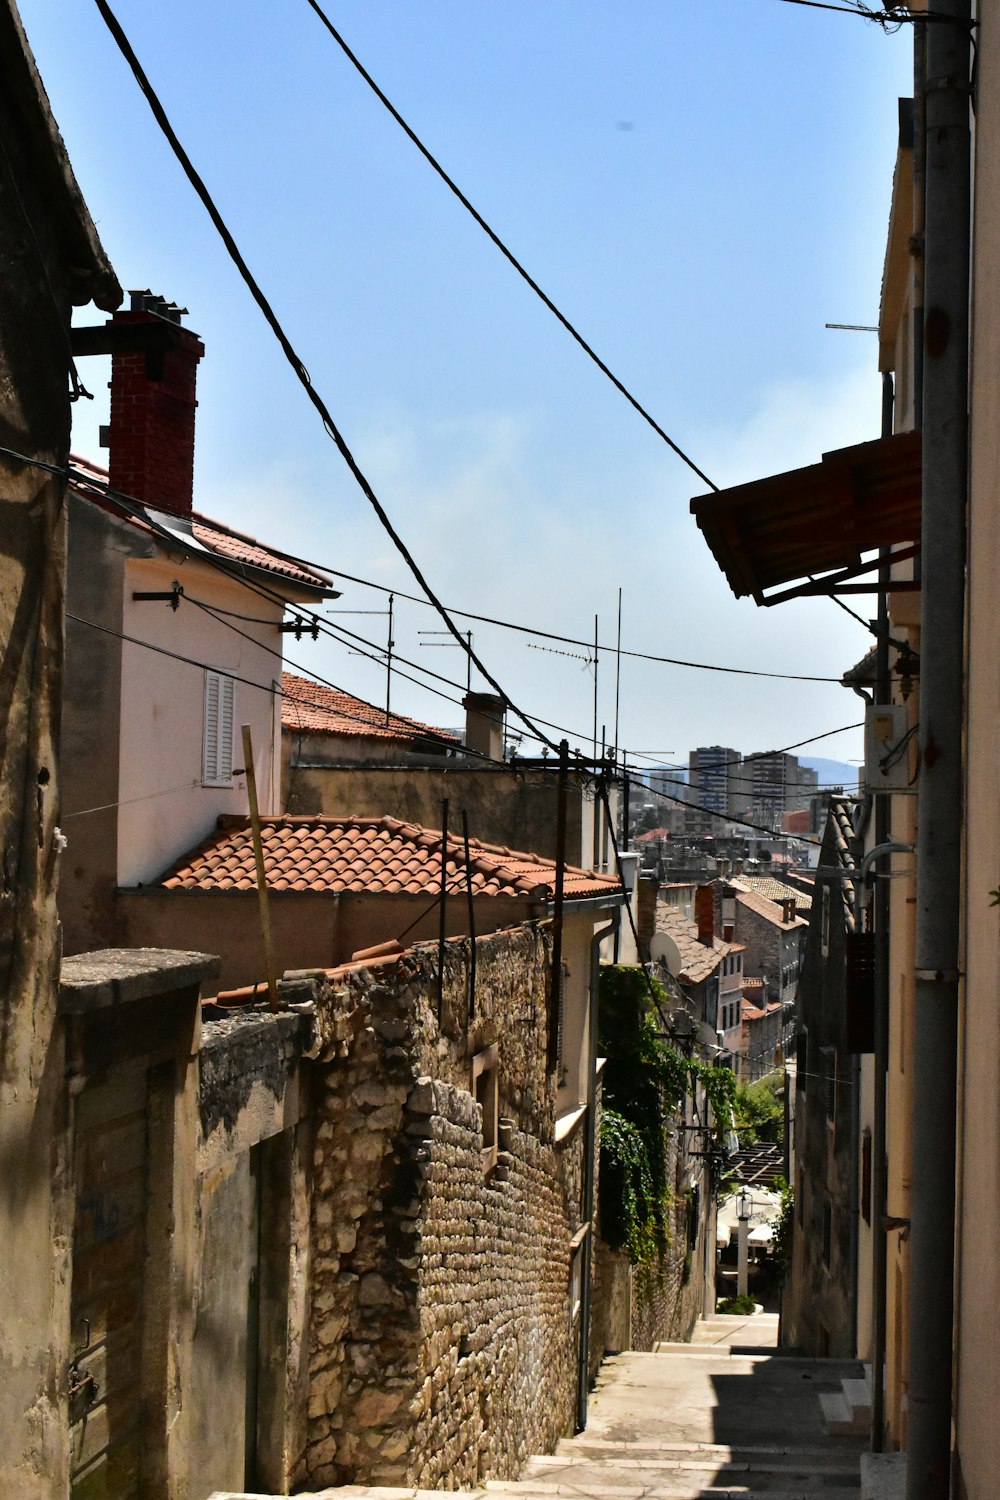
<box><xmin>22</xmin><ymin>0</ymin><xmax>912</xmax><ymax>774</ymax></box>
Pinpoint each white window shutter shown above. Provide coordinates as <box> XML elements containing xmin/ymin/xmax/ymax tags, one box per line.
<box><xmin>203</xmin><ymin>670</ymin><xmax>235</xmax><ymax>786</ymax></box>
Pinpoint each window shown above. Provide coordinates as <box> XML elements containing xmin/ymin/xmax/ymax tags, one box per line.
<box><xmin>471</xmin><ymin>1046</ymin><xmax>499</xmax><ymax>1174</ymax></box>
<box><xmin>202</xmin><ymin>670</ymin><xmax>235</xmax><ymax>787</ymax></box>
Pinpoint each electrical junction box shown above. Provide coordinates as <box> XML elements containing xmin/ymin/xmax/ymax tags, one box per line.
<box><xmin>864</xmin><ymin>703</ymin><xmax>916</xmax><ymax>794</ymax></box>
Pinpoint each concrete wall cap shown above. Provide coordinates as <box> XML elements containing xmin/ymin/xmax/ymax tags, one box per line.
<box><xmin>59</xmin><ymin>946</ymin><xmax>219</xmax><ymax>1013</ymax></box>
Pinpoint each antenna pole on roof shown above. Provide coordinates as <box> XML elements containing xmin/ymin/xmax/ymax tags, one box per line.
<box><xmin>386</xmin><ymin>593</ymin><xmax>394</xmax><ymax>727</ymax></box>
<box><xmin>592</xmin><ymin>614</ymin><xmax>599</xmax><ymax>766</ymax></box>
<box><xmin>548</xmin><ymin>740</ymin><xmax>569</xmax><ymax>1073</ymax></box>
<box><xmin>614</xmin><ymin>587</ymin><xmax>622</xmax><ymax>764</ymax></box>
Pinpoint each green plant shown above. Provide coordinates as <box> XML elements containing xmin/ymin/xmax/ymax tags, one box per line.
<box><xmin>717</xmin><ymin>1293</ymin><xmax>757</xmax><ymax>1316</ymax></box>
<box><xmin>732</xmin><ymin>1072</ymin><xmax>784</xmax><ymax>1145</ymax></box>
<box><xmin>770</xmin><ymin>1176</ymin><xmax>794</xmax><ymax>1284</ymax></box>
<box><xmin>597</xmin><ymin>967</ymin><xmax>737</xmax><ymax>1268</ymax></box>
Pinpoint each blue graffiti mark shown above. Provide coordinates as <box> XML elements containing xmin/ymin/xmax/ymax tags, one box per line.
<box><xmin>78</xmin><ymin>1191</ymin><xmax>122</xmax><ymax>1245</ymax></box>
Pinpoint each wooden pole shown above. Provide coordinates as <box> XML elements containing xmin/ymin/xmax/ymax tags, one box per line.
<box><xmin>241</xmin><ymin>723</ymin><xmax>279</xmax><ymax>1011</ymax></box>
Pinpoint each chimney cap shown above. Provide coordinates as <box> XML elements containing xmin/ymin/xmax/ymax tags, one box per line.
<box><xmin>128</xmin><ymin>288</ymin><xmax>188</xmax><ymax>323</ymax></box>
<box><xmin>462</xmin><ymin>691</ymin><xmax>506</xmax><ymax>711</ymax></box>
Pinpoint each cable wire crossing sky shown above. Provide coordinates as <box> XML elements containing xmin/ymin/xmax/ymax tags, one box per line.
<box><xmin>19</xmin><ymin>0</ymin><xmax>913</xmax><ymax>765</ymax></box>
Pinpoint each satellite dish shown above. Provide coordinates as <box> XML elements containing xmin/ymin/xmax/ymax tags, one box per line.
<box><xmin>695</xmin><ymin>1020</ymin><xmax>721</xmax><ymax>1049</ymax></box>
<box><xmin>649</xmin><ymin>931</ymin><xmax>682</xmax><ymax>977</ymax></box>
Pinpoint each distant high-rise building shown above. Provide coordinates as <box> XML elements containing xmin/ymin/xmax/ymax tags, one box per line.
<box><xmin>745</xmin><ymin>751</ymin><xmax>816</xmax><ymax>824</ymax></box>
<box><xmin>688</xmin><ymin>746</ymin><xmax>740</xmax><ymax>831</ymax></box>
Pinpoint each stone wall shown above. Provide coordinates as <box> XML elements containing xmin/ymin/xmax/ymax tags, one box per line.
<box><xmin>292</xmin><ymin>924</ymin><xmax>587</xmax><ymax>1489</ymax></box>
<box><xmin>592</xmin><ymin>1127</ymin><xmax>708</xmax><ymax>1355</ymax></box>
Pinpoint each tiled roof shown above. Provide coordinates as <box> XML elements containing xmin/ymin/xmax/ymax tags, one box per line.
<box><xmin>735</xmin><ymin>888</ymin><xmax>808</xmax><ymax>930</ymax></box>
<box><xmin>281</xmin><ymin>672</ymin><xmax>459</xmax><ymax>747</ymax></box>
<box><xmin>69</xmin><ymin>455</ymin><xmax>333</xmax><ymax>593</ymax></box>
<box><xmin>156</xmin><ymin>814</ymin><xmax>623</xmax><ymax>901</ymax></box>
<box><xmin>654</xmin><ymin>907</ymin><xmax>739</xmax><ymax>986</ymax></box>
<box><xmin>634</xmin><ymin>827</ymin><xmax>671</xmax><ymax>843</ymax></box>
<box><xmin>825</xmin><ymin>797</ymin><xmax>858</xmax><ymax>932</ymax></box>
<box><xmin>736</xmin><ymin>875</ymin><xmax>813</xmax><ymax>913</ymax></box>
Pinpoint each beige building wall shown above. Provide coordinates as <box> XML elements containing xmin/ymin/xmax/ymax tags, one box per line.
<box><xmin>118</xmin><ymin>554</ymin><xmax>284</xmax><ymax>885</ymax></box>
<box><xmin>955</xmin><ymin>8</ymin><xmax>1000</xmax><ymax>1492</ymax></box>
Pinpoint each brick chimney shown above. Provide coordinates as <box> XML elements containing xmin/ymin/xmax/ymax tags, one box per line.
<box><xmin>106</xmin><ymin>291</ymin><xmax>204</xmax><ymax>515</ymax></box>
<box><xmin>463</xmin><ymin>692</ymin><xmax>505</xmax><ymax>761</ymax></box>
<box><xmin>695</xmin><ymin>884</ymin><xmax>716</xmax><ymax>947</ymax></box>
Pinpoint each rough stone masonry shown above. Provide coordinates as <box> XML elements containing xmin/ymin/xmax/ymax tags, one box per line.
<box><xmin>289</xmin><ymin>924</ymin><xmax>589</xmax><ymax>1490</ymax></box>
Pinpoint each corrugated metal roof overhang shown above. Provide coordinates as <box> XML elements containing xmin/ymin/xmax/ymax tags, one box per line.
<box><xmin>689</xmin><ymin>429</ymin><xmax>921</xmax><ymax>602</ymax></box>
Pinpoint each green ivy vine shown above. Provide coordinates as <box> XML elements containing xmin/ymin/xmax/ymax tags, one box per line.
<box><xmin>597</xmin><ymin>966</ymin><xmax>736</xmax><ymax>1268</ymax></box>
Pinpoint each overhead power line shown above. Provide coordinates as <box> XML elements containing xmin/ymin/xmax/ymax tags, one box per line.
<box><xmin>302</xmin><ymin>0</ymin><xmax>717</xmax><ymax>492</ymax></box>
<box><xmin>10</xmin><ymin>444</ymin><xmax>855</xmax><ymax>690</ymax></box>
<box><xmin>766</xmin><ymin>0</ymin><xmax>966</xmax><ymax>25</ymax></box>
<box><xmin>91</xmin><ymin>0</ymin><xmax>558</xmax><ymax>757</ymax></box>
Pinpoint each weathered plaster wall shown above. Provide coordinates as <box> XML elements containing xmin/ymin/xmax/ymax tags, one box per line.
<box><xmin>290</xmin><ymin>925</ymin><xmax>587</xmax><ymax>1489</ymax></box>
<box><xmin>190</xmin><ymin>1010</ymin><xmax>310</xmax><ymax>1496</ymax></box>
<box><xmin>115</xmin><ymin>886</ymin><xmax>549</xmax><ymax>994</ymax></box>
<box><xmin>0</xmin><ymin>12</ymin><xmax>120</xmax><ymax>1490</ymax></box>
<box><xmin>784</xmin><ymin>815</ymin><xmax>856</xmax><ymax>1359</ymax></box>
<box><xmin>282</xmin><ymin>760</ymin><xmax>614</xmax><ymax>873</ymax></box>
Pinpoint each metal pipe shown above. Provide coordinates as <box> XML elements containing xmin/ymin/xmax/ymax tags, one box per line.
<box><xmin>549</xmin><ymin>741</ymin><xmax>569</xmax><ymax>1072</ymax></box>
<box><xmin>872</xmin><ymin>372</ymin><xmax>894</xmax><ymax>1452</ymax></box>
<box><xmin>576</xmin><ymin>910</ymin><xmax>619</xmax><ymax>1433</ymax></box>
<box><xmin>906</xmin><ymin>5</ymin><xmax>970</xmax><ymax>1494</ymax></box>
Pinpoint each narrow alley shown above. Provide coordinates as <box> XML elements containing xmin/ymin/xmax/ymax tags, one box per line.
<box><xmin>211</xmin><ymin>1317</ymin><xmax>871</xmax><ymax>1500</ymax></box>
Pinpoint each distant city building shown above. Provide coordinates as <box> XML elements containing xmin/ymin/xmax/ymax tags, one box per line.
<box><xmin>688</xmin><ymin>746</ymin><xmax>740</xmax><ymax>833</ymax></box>
<box><xmin>744</xmin><ymin>751</ymin><xmax>817</xmax><ymax>827</ymax></box>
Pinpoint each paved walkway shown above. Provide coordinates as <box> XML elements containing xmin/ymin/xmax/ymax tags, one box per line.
<box><xmin>211</xmin><ymin>1316</ymin><xmax>867</xmax><ymax>1500</ymax></box>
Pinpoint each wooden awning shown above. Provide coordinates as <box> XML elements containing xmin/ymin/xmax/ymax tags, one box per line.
<box><xmin>690</xmin><ymin>429</ymin><xmax>921</xmax><ymax>605</ymax></box>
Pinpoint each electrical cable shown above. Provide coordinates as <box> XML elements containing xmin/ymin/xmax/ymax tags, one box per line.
<box><xmin>595</xmin><ymin>778</ymin><xmax>672</xmax><ymax>1033</ymax></box>
<box><xmin>302</xmin><ymin>0</ymin><xmax>718</xmax><ymax>492</ymax></box>
<box><xmin>765</xmin><ymin>0</ymin><xmax>964</xmax><ymax>25</ymax></box>
<box><xmin>12</xmin><ymin>444</ymin><xmax>852</xmax><ymax>688</ymax></box>
<box><xmin>308</xmin><ymin>562</ymin><xmax>850</xmax><ymax>684</ymax></box>
<box><xmin>5</xmin><ymin>447</ymin><xmax>865</xmax><ymax>787</ymax></box>
<box><xmin>633</xmin><ymin>774</ymin><xmax>826</xmax><ymax>847</ymax></box>
<box><xmin>91</xmin><ymin>0</ymin><xmax>559</xmax><ymax>757</ymax></box>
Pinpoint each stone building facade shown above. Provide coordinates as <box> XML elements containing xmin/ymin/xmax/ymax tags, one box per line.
<box><xmin>289</xmin><ymin>924</ymin><xmax>590</xmax><ymax>1490</ymax></box>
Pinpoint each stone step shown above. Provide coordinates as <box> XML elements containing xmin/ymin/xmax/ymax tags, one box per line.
<box><xmin>841</xmin><ymin>1377</ymin><xmax>872</xmax><ymax>1419</ymax></box>
<box><xmin>212</xmin><ymin>1489</ymin><xmax>861</xmax><ymax>1500</ymax></box>
<box><xmin>860</xmin><ymin>1452</ymin><xmax>905</xmax><ymax>1500</ymax></box>
<box><xmin>509</xmin><ymin>1461</ymin><xmax>861</xmax><ymax>1487</ymax></box>
<box><xmin>487</xmin><ymin>1488</ymin><xmax>861</xmax><ymax>1499</ymax></box>
<box><xmin>541</xmin><ymin>1441</ymin><xmax>863</xmax><ymax>1465</ymax></box>
<box><xmin>819</xmin><ymin>1390</ymin><xmax>869</xmax><ymax>1437</ymax></box>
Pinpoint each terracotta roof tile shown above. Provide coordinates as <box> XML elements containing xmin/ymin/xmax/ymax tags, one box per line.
<box><xmin>69</xmin><ymin>455</ymin><xmax>333</xmax><ymax>592</ymax></box>
<box><xmin>654</xmin><ymin>907</ymin><xmax>740</xmax><ymax>986</ymax></box>
<box><xmin>156</xmin><ymin>814</ymin><xmax>623</xmax><ymax>902</ymax></box>
<box><xmin>736</xmin><ymin>874</ymin><xmax>813</xmax><ymax>912</ymax></box>
<box><xmin>734</xmin><ymin>888</ymin><xmax>808</xmax><ymax>929</ymax></box>
<box><xmin>281</xmin><ymin>671</ymin><xmax>459</xmax><ymax>747</ymax></box>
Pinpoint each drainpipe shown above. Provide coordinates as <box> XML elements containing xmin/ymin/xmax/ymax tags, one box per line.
<box><xmin>576</xmin><ymin>908</ymin><xmax>620</xmax><ymax>1434</ymax></box>
<box><xmin>906</xmin><ymin>4</ymin><xmax>970</xmax><ymax>1496</ymax></box>
<box><xmin>871</xmin><ymin>374</ymin><xmax>894</xmax><ymax>1452</ymax></box>
<box><xmin>847</xmin><ymin>795</ymin><xmax>872</xmax><ymax>1362</ymax></box>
